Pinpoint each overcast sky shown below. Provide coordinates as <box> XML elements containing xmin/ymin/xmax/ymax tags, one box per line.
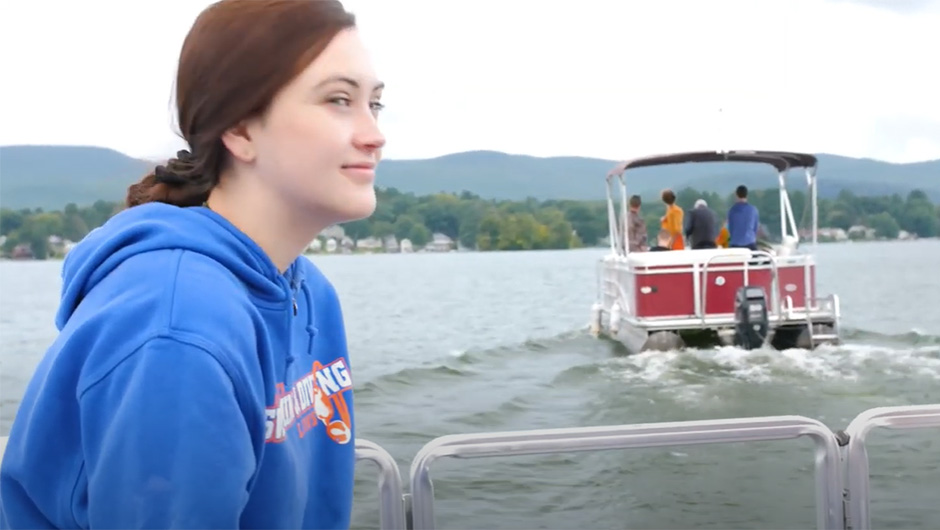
<box><xmin>1</xmin><ymin>0</ymin><xmax>938</xmax><ymax>163</ymax></box>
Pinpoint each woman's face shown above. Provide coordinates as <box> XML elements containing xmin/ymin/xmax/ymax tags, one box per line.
<box><xmin>242</xmin><ymin>27</ymin><xmax>386</xmax><ymax>228</ymax></box>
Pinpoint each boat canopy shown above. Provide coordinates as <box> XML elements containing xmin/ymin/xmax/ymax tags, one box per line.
<box><xmin>608</xmin><ymin>150</ymin><xmax>818</xmax><ymax>177</ymax></box>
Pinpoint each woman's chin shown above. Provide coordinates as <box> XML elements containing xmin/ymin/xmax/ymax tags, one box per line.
<box><xmin>332</xmin><ymin>190</ymin><xmax>377</xmax><ymax>224</ymax></box>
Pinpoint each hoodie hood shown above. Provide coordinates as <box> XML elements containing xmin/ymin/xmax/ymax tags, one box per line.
<box><xmin>57</xmin><ymin>202</ymin><xmax>294</xmax><ymax>330</ymax></box>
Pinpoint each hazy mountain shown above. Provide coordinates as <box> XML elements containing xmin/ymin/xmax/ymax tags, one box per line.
<box><xmin>1</xmin><ymin>145</ymin><xmax>151</xmax><ymax>210</ymax></box>
<box><xmin>1</xmin><ymin>144</ymin><xmax>938</xmax><ymax>210</ymax></box>
<box><xmin>375</xmin><ymin>150</ymin><xmax>939</xmax><ymax>202</ymax></box>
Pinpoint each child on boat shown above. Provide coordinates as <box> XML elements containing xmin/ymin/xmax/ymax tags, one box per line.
<box><xmin>649</xmin><ymin>229</ymin><xmax>674</xmax><ymax>251</ymax></box>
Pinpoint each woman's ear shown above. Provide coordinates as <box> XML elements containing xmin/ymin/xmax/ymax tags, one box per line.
<box><xmin>221</xmin><ymin>121</ymin><xmax>257</xmax><ymax>164</ymax></box>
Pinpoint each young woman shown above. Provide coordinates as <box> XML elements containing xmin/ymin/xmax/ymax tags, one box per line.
<box><xmin>0</xmin><ymin>1</ymin><xmax>385</xmax><ymax>528</ymax></box>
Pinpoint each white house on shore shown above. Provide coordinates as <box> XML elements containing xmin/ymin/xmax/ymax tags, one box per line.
<box><xmin>424</xmin><ymin>233</ymin><xmax>454</xmax><ymax>252</ymax></box>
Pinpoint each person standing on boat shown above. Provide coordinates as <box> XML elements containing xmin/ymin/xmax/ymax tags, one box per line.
<box><xmin>627</xmin><ymin>194</ymin><xmax>649</xmax><ymax>251</ymax></box>
<box><xmin>659</xmin><ymin>189</ymin><xmax>685</xmax><ymax>250</ymax></box>
<box><xmin>0</xmin><ymin>1</ymin><xmax>385</xmax><ymax>529</ymax></box>
<box><xmin>684</xmin><ymin>198</ymin><xmax>718</xmax><ymax>249</ymax></box>
<box><xmin>727</xmin><ymin>185</ymin><xmax>760</xmax><ymax>250</ymax></box>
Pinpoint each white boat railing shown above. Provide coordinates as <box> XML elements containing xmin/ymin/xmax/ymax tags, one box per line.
<box><xmin>355</xmin><ymin>439</ymin><xmax>408</xmax><ymax>530</ymax></box>
<box><xmin>409</xmin><ymin>415</ymin><xmax>844</xmax><ymax>530</ymax></box>
<box><xmin>595</xmin><ymin>250</ymin><xmax>840</xmax><ymax>332</ymax></box>
<box><xmin>700</xmin><ymin>250</ymin><xmax>781</xmax><ymax>323</ymax></box>
<box><xmin>842</xmin><ymin>405</ymin><xmax>940</xmax><ymax>530</ymax></box>
<box><xmin>2</xmin><ymin>405</ymin><xmax>938</xmax><ymax>530</ymax></box>
<box><xmin>373</xmin><ymin>404</ymin><xmax>937</xmax><ymax>530</ymax></box>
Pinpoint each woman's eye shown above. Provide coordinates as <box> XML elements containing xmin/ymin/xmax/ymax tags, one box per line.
<box><xmin>329</xmin><ymin>96</ymin><xmax>352</xmax><ymax>106</ymax></box>
<box><xmin>328</xmin><ymin>97</ymin><xmax>382</xmax><ymax>115</ymax></box>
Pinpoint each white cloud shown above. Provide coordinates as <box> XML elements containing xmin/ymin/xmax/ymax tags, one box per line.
<box><xmin>1</xmin><ymin>0</ymin><xmax>937</xmax><ymax>163</ymax></box>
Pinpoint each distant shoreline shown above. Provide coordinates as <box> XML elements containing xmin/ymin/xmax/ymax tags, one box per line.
<box><xmin>4</xmin><ymin>237</ymin><xmax>936</xmax><ymax>264</ymax></box>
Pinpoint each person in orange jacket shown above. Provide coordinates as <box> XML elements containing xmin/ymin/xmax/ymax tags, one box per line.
<box><xmin>716</xmin><ymin>221</ymin><xmax>730</xmax><ymax>248</ymax></box>
<box><xmin>660</xmin><ymin>189</ymin><xmax>685</xmax><ymax>250</ymax></box>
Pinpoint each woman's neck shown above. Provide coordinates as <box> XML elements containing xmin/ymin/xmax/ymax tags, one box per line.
<box><xmin>207</xmin><ymin>174</ymin><xmax>327</xmax><ymax>273</ymax></box>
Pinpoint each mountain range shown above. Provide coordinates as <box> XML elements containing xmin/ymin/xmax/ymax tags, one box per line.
<box><xmin>1</xmin><ymin>144</ymin><xmax>938</xmax><ymax>211</ymax></box>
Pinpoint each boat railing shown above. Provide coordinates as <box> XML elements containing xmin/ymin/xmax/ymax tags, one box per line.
<box><xmin>809</xmin><ymin>293</ymin><xmax>840</xmax><ymax>315</ymax></box>
<box><xmin>799</xmin><ymin>293</ymin><xmax>842</xmax><ymax>347</ymax></box>
<box><xmin>1</xmin><ymin>405</ymin><xmax>938</xmax><ymax>529</ymax></box>
<box><xmin>355</xmin><ymin>439</ymin><xmax>408</xmax><ymax>530</ymax></box>
<box><xmin>408</xmin><ymin>415</ymin><xmax>843</xmax><ymax>530</ymax></box>
<box><xmin>596</xmin><ymin>250</ymin><xmax>839</xmax><ymax>327</ymax></box>
<box><xmin>596</xmin><ymin>256</ymin><xmax>633</xmax><ymax>318</ymax></box>
<box><xmin>700</xmin><ymin>250</ymin><xmax>780</xmax><ymax>324</ymax></box>
<box><xmin>348</xmin><ymin>404</ymin><xmax>940</xmax><ymax>530</ymax></box>
<box><xmin>843</xmin><ymin>405</ymin><xmax>940</xmax><ymax>530</ymax></box>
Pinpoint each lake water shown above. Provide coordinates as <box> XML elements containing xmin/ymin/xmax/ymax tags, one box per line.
<box><xmin>2</xmin><ymin>240</ymin><xmax>939</xmax><ymax>529</ymax></box>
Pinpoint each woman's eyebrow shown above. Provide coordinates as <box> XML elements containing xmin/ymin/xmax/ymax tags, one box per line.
<box><xmin>314</xmin><ymin>75</ymin><xmax>385</xmax><ymax>91</ymax></box>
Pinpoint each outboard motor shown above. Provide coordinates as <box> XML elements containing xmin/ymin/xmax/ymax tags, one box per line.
<box><xmin>734</xmin><ymin>286</ymin><xmax>769</xmax><ymax>350</ymax></box>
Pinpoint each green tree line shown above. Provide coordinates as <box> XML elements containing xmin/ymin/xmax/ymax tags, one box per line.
<box><xmin>2</xmin><ymin>188</ymin><xmax>938</xmax><ymax>259</ymax></box>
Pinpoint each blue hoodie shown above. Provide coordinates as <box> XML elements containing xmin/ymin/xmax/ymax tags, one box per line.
<box><xmin>0</xmin><ymin>203</ymin><xmax>356</xmax><ymax>529</ymax></box>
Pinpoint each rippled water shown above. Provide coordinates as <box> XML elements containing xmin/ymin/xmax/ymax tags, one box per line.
<box><xmin>2</xmin><ymin>240</ymin><xmax>939</xmax><ymax>528</ymax></box>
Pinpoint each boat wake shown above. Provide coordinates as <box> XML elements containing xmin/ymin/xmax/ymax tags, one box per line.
<box><xmin>597</xmin><ymin>339</ymin><xmax>939</xmax><ymax>385</ymax></box>
<box><xmin>355</xmin><ymin>325</ymin><xmax>940</xmax><ymax>409</ymax></box>
<box><xmin>840</xmin><ymin>327</ymin><xmax>940</xmax><ymax>346</ymax></box>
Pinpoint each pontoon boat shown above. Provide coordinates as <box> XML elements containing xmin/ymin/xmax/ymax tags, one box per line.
<box><xmin>590</xmin><ymin>150</ymin><xmax>841</xmax><ymax>353</ymax></box>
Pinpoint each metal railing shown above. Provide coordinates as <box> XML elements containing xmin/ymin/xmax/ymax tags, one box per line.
<box><xmin>842</xmin><ymin>404</ymin><xmax>940</xmax><ymax>530</ymax></box>
<box><xmin>352</xmin><ymin>404</ymin><xmax>939</xmax><ymax>530</ymax></box>
<box><xmin>3</xmin><ymin>404</ymin><xmax>937</xmax><ymax>530</ymax></box>
<box><xmin>356</xmin><ymin>439</ymin><xmax>408</xmax><ymax>530</ymax></box>
<box><xmin>408</xmin><ymin>415</ymin><xmax>842</xmax><ymax>530</ymax></box>
<box><xmin>700</xmin><ymin>250</ymin><xmax>780</xmax><ymax>323</ymax></box>
<box><xmin>594</xmin><ymin>251</ymin><xmax>840</xmax><ymax>336</ymax></box>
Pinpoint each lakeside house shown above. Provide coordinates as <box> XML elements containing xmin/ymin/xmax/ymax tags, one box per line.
<box><xmin>302</xmin><ymin>226</ymin><xmax>455</xmax><ymax>255</ymax></box>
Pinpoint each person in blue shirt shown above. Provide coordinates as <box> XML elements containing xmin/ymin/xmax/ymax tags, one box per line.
<box><xmin>0</xmin><ymin>1</ymin><xmax>386</xmax><ymax>528</ymax></box>
<box><xmin>726</xmin><ymin>185</ymin><xmax>761</xmax><ymax>250</ymax></box>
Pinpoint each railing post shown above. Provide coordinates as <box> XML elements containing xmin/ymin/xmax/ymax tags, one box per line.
<box><xmin>843</xmin><ymin>404</ymin><xmax>940</xmax><ymax>530</ymax></box>
<box><xmin>356</xmin><ymin>438</ymin><xmax>408</xmax><ymax>530</ymax></box>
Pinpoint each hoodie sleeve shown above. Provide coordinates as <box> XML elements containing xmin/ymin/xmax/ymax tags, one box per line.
<box><xmin>78</xmin><ymin>336</ymin><xmax>256</xmax><ymax>529</ymax></box>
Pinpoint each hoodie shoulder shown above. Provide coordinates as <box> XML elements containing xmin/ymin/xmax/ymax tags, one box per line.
<box><xmin>68</xmin><ymin>248</ymin><xmax>265</xmax><ymax>394</ymax></box>
<box><xmin>168</xmin><ymin>250</ymin><xmax>273</xmax><ymax>336</ymax></box>
<box><xmin>55</xmin><ymin>203</ymin><xmax>291</xmax><ymax>395</ymax></box>
<box><xmin>112</xmin><ymin>248</ymin><xmax>263</xmax><ymax>330</ymax></box>
<box><xmin>57</xmin><ymin>203</ymin><xmax>285</xmax><ymax>325</ymax></box>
